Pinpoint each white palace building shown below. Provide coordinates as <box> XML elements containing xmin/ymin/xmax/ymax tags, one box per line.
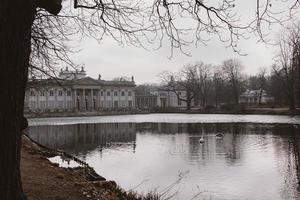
<box><xmin>25</xmin><ymin>67</ymin><xmax>136</xmax><ymax>113</ymax></box>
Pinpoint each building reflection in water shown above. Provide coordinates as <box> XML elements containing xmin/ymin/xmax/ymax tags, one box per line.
<box><xmin>28</xmin><ymin>122</ymin><xmax>300</xmax><ymax>199</ymax></box>
<box><xmin>29</xmin><ymin>123</ymin><xmax>136</xmax><ymax>155</ymax></box>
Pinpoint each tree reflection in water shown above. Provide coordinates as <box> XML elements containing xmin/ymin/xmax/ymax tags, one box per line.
<box><xmin>28</xmin><ymin>123</ymin><xmax>300</xmax><ymax>200</ymax></box>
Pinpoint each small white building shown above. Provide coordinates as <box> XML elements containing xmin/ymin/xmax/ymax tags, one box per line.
<box><xmin>150</xmin><ymin>89</ymin><xmax>193</xmax><ymax>108</ymax></box>
<box><xmin>25</xmin><ymin>67</ymin><xmax>136</xmax><ymax>113</ymax></box>
<box><xmin>239</xmin><ymin>89</ymin><xmax>274</xmax><ymax>105</ymax></box>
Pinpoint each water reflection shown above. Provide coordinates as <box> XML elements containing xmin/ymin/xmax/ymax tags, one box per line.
<box><xmin>29</xmin><ymin>123</ymin><xmax>136</xmax><ymax>155</ymax></box>
<box><xmin>29</xmin><ymin>123</ymin><xmax>300</xmax><ymax>200</ymax></box>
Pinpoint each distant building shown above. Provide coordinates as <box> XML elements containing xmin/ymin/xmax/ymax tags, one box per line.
<box><xmin>239</xmin><ymin>89</ymin><xmax>274</xmax><ymax>105</ymax></box>
<box><xmin>150</xmin><ymin>89</ymin><xmax>193</xmax><ymax>108</ymax></box>
<box><xmin>135</xmin><ymin>95</ymin><xmax>158</xmax><ymax>110</ymax></box>
<box><xmin>25</xmin><ymin>67</ymin><xmax>135</xmax><ymax>113</ymax></box>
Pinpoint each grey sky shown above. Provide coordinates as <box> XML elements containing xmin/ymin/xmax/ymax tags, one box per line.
<box><xmin>70</xmin><ymin>37</ymin><xmax>274</xmax><ymax>84</ymax></box>
<box><xmin>68</xmin><ymin>1</ymin><xmax>298</xmax><ymax>84</ymax></box>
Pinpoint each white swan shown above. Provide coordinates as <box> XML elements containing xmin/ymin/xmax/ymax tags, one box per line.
<box><xmin>199</xmin><ymin>136</ymin><xmax>204</xmax><ymax>143</ymax></box>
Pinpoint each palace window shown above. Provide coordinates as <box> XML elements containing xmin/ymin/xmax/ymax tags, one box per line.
<box><xmin>85</xmin><ymin>99</ymin><xmax>88</xmax><ymax>109</ymax></box>
<box><xmin>128</xmin><ymin>100</ymin><xmax>132</xmax><ymax>107</ymax></box>
<box><xmin>40</xmin><ymin>101</ymin><xmax>46</xmax><ymax>109</ymax></box>
<box><xmin>114</xmin><ymin>91</ymin><xmax>118</xmax><ymax>96</ymax></box>
<box><xmin>101</xmin><ymin>91</ymin><xmax>104</xmax><ymax>96</ymax></box>
<box><xmin>93</xmin><ymin>99</ymin><xmax>96</xmax><ymax>109</ymax></box>
<box><xmin>67</xmin><ymin>91</ymin><xmax>71</xmax><ymax>96</ymax></box>
<box><xmin>40</xmin><ymin>91</ymin><xmax>45</xmax><ymax>96</ymax></box>
<box><xmin>128</xmin><ymin>91</ymin><xmax>132</xmax><ymax>96</ymax></box>
<box><xmin>114</xmin><ymin>101</ymin><xmax>118</xmax><ymax>107</ymax></box>
<box><xmin>58</xmin><ymin>101</ymin><xmax>64</xmax><ymax>108</ymax></box>
<box><xmin>30</xmin><ymin>102</ymin><xmax>36</xmax><ymax>109</ymax></box>
<box><xmin>107</xmin><ymin>91</ymin><xmax>111</xmax><ymax>96</ymax></box>
<box><xmin>121</xmin><ymin>91</ymin><xmax>125</xmax><ymax>96</ymax></box>
<box><xmin>58</xmin><ymin>90</ymin><xmax>63</xmax><ymax>96</ymax></box>
<box><xmin>67</xmin><ymin>101</ymin><xmax>72</xmax><ymax>108</ymax></box>
<box><xmin>30</xmin><ymin>90</ymin><xmax>35</xmax><ymax>96</ymax></box>
<box><xmin>106</xmin><ymin>100</ymin><xmax>111</xmax><ymax>107</ymax></box>
<box><xmin>49</xmin><ymin>90</ymin><xmax>54</xmax><ymax>96</ymax></box>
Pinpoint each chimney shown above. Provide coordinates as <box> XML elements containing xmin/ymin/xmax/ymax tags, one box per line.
<box><xmin>98</xmin><ymin>74</ymin><xmax>101</xmax><ymax>80</ymax></box>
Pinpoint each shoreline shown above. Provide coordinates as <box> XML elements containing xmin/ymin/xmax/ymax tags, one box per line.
<box><xmin>25</xmin><ymin>108</ymin><xmax>300</xmax><ymax>119</ymax></box>
<box><xmin>21</xmin><ymin>134</ymin><xmax>159</xmax><ymax>200</ymax></box>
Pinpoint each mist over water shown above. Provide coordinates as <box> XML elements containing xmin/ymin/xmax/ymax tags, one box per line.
<box><xmin>29</xmin><ymin>114</ymin><xmax>300</xmax><ymax>200</ymax></box>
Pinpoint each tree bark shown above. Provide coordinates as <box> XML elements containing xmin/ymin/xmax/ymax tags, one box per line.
<box><xmin>0</xmin><ymin>0</ymin><xmax>35</xmax><ymax>199</ymax></box>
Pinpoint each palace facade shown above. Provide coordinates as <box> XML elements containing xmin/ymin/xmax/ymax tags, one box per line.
<box><xmin>25</xmin><ymin>67</ymin><xmax>136</xmax><ymax>113</ymax></box>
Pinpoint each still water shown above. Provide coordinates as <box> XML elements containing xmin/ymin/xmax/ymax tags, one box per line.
<box><xmin>28</xmin><ymin>114</ymin><xmax>300</xmax><ymax>200</ymax></box>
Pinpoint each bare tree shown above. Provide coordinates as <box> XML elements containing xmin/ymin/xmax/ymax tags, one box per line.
<box><xmin>273</xmin><ymin>32</ymin><xmax>297</xmax><ymax>109</ymax></box>
<box><xmin>221</xmin><ymin>58</ymin><xmax>244</xmax><ymax>104</ymax></box>
<box><xmin>257</xmin><ymin>67</ymin><xmax>267</xmax><ymax>105</ymax></box>
<box><xmin>213</xmin><ymin>66</ymin><xmax>226</xmax><ymax>107</ymax></box>
<box><xmin>271</xmin><ymin>22</ymin><xmax>300</xmax><ymax>110</ymax></box>
<box><xmin>191</xmin><ymin>62</ymin><xmax>212</xmax><ymax>107</ymax></box>
<box><xmin>289</xmin><ymin>23</ymin><xmax>300</xmax><ymax>107</ymax></box>
<box><xmin>159</xmin><ymin>68</ymin><xmax>195</xmax><ymax>110</ymax></box>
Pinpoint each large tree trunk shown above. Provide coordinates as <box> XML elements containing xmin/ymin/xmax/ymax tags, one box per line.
<box><xmin>0</xmin><ymin>0</ymin><xmax>35</xmax><ymax>199</ymax></box>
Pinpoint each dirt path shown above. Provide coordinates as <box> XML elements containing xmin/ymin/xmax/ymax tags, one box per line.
<box><xmin>20</xmin><ymin>136</ymin><xmax>154</xmax><ymax>200</ymax></box>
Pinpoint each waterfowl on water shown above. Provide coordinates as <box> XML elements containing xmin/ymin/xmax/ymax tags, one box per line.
<box><xmin>199</xmin><ymin>136</ymin><xmax>204</xmax><ymax>143</ymax></box>
<box><xmin>216</xmin><ymin>133</ymin><xmax>223</xmax><ymax>138</ymax></box>
<box><xmin>293</xmin><ymin>125</ymin><xmax>298</xmax><ymax>129</ymax></box>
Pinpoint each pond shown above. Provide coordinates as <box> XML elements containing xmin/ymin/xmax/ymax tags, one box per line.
<box><xmin>28</xmin><ymin>114</ymin><xmax>300</xmax><ymax>200</ymax></box>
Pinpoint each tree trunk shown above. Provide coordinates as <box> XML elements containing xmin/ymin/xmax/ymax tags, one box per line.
<box><xmin>258</xmin><ymin>88</ymin><xmax>263</xmax><ymax>105</ymax></box>
<box><xmin>186</xmin><ymin>100</ymin><xmax>191</xmax><ymax>110</ymax></box>
<box><xmin>0</xmin><ymin>0</ymin><xmax>35</xmax><ymax>199</ymax></box>
<box><xmin>233</xmin><ymin>86</ymin><xmax>239</xmax><ymax>105</ymax></box>
<box><xmin>288</xmin><ymin>74</ymin><xmax>296</xmax><ymax>110</ymax></box>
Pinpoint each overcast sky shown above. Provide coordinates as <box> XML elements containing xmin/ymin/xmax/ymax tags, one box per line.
<box><xmin>68</xmin><ymin>1</ymin><xmax>299</xmax><ymax>84</ymax></box>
